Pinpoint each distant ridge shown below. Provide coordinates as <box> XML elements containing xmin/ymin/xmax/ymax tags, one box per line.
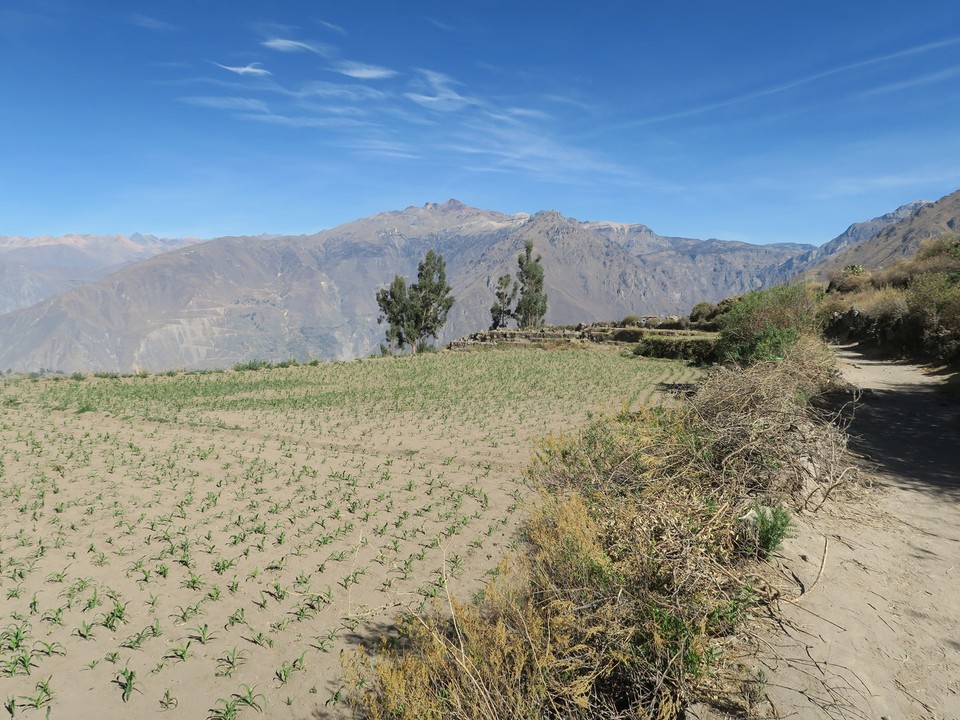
<box><xmin>770</xmin><ymin>200</ymin><xmax>931</xmax><ymax>283</ymax></box>
<box><xmin>0</xmin><ymin>201</ymin><xmax>808</xmax><ymax>373</ymax></box>
<box><xmin>803</xmin><ymin>190</ymin><xmax>960</xmax><ymax>276</ymax></box>
<box><xmin>0</xmin><ymin>233</ymin><xmax>202</xmax><ymax>314</ymax></box>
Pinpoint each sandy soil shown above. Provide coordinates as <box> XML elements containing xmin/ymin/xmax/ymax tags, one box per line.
<box><xmin>743</xmin><ymin>345</ymin><xmax>960</xmax><ymax>719</ymax></box>
<box><xmin>0</xmin><ymin>348</ymin><xmax>700</xmax><ymax>720</ymax></box>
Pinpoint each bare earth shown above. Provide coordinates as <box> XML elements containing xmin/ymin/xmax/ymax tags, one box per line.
<box><xmin>0</xmin><ymin>348</ymin><xmax>700</xmax><ymax>720</ymax></box>
<box><xmin>750</xmin><ymin>345</ymin><xmax>960</xmax><ymax>719</ymax></box>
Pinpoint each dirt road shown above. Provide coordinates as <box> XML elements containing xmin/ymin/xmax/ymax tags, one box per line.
<box><xmin>750</xmin><ymin>345</ymin><xmax>960</xmax><ymax>719</ymax></box>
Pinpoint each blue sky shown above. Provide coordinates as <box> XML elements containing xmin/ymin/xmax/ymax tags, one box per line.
<box><xmin>3</xmin><ymin>1</ymin><xmax>960</xmax><ymax>245</ymax></box>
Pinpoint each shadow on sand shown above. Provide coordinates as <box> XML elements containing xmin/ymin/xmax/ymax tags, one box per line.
<box><xmin>827</xmin><ymin>349</ymin><xmax>960</xmax><ymax>499</ymax></box>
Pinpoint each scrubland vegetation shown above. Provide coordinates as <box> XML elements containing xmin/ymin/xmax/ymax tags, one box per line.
<box><xmin>0</xmin><ymin>346</ymin><xmax>699</xmax><ymax>719</ymax></box>
<box><xmin>818</xmin><ymin>235</ymin><xmax>960</xmax><ymax>363</ymax></box>
<box><xmin>343</xmin><ymin>298</ymin><xmax>854</xmax><ymax>717</ymax></box>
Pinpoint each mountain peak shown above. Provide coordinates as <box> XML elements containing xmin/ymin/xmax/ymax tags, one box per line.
<box><xmin>888</xmin><ymin>200</ymin><xmax>930</xmax><ymax>221</ymax></box>
<box><xmin>424</xmin><ymin>199</ymin><xmax>468</xmax><ymax>211</ymax></box>
<box><xmin>529</xmin><ymin>209</ymin><xmax>567</xmax><ymax>222</ymax></box>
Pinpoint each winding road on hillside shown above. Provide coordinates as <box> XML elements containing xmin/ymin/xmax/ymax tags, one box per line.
<box><xmin>751</xmin><ymin>346</ymin><xmax>960</xmax><ymax>719</ymax></box>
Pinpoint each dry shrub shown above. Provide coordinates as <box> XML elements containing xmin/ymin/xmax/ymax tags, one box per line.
<box><xmin>816</xmin><ymin>292</ymin><xmax>850</xmax><ymax>324</ymax></box>
<box><xmin>344</xmin><ymin>495</ymin><xmax>681</xmax><ymax>720</ymax></box>
<box><xmin>826</xmin><ymin>269</ymin><xmax>871</xmax><ymax>294</ymax></box>
<box><xmin>826</xmin><ymin>286</ymin><xmax>909</xmax><ymax>325</ymax></box>
<box><xmin>915</xmin><ymin>234</ymin><xmax>960</xmax><ymax>262</ymax></box>
<box><xmin>681</xmin><ymin>336</ymin><xmax>855</xmax><ymax>508</ymax></box>
<box><xmin>852</xmin><ymin>286</ymin><xmax>909</xmax><ymax>322</ymax></box>
<box><xmin>342</xmin><ymin>342</ymin><xmax>857</xmax><ymax>718</ymax></box>
<box><xmin>871</xmin><ymin>260</ymin><xmax>914</xmax><ymax>289</ymax></box>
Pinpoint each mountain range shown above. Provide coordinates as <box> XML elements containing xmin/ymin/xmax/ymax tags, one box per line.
<box><xmin>805</xmin><ymin>189</ymin><xmax>960</xmax><ymax>276</ymax></box>
<box><xmin>1</xmin><ymin>191</ymin><xmax>957</xmax><ymax>374</ymax></box>
<box><xmin>0</xmin><ymin>233</ymin><xmax>201</xmax><ymax>315</ymax></box>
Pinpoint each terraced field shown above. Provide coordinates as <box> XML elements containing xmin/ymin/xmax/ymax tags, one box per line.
<box><xmin>0</xmin><ymin>345</ymin><xmax>699</xmax><ymax>720</ymax></box>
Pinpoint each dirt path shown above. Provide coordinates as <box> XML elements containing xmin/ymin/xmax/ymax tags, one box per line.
<box><xmin>746</xmin><ymin>345</ymin><xmax>960</xmax><ymax>719</ymax></box>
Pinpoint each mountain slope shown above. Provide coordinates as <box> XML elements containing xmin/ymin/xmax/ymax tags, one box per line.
<box><xmin>804</xmin><ymin>191</ymin><xmax>960</xmax><ymax>277</ymax></box>
<box><xmin>768</xmin><ymin>200</ymin><xmax>930</xmax><ymax>283</ymax></box>
<box><xmin>0</xmin><ymin>233</ymin><xmax>202</xmax><ymax>314</ymax></box>
<box><xmin>0</xmin><ymin>201</ymin><xmax>814</xmax><ymax>373</ymax></box>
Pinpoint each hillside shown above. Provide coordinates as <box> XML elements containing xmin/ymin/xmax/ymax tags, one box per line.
<box><xmin>0</xmin><ymin>201</ymin><xmax>810</xmax><ymax>373</ymax></box>
<box><xmin>773</xmin><ymin>200</ymin><xmax>930</xmax><ymax>282</ymax></box>
<box><xmin>0</xmin><ymin>233</ymin><xmax>202</xmax><ymax>314</ymax></box>
<box><xmin>804</xmin><ymin>189</ymin><xmax>960</xmax><ymax>277</ymax></box>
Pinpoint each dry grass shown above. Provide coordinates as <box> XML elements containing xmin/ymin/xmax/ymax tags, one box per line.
<box><xmin>823</xmin><ymin>235</ymin><xmax>960</xmax><ymax>362</ymax></box>
<box><xmin>342</xmin><ymin>336</ymin><xmax>858</xmax><ymax>718</ymax></box>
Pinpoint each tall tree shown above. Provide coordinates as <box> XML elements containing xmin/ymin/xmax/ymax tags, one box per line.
<box><xmin>376</xmin><ymin>250</ymin><xmax>455</xmax><ymax>352</ymax></box>
<box><xmin>514</xmin><ymin>241</ymin><xmax>547</xmax><ymax>329</ymax></box>
<box><xmin>489</xmin><ymin>274</ymin><xmax>518</xmax><ymax>330</ymax></box>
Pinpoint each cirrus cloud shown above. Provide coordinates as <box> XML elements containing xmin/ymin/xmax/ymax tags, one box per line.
<box><xmin>262</xmin><ymin>38</ymin><xmax>334</xmax><ymax>56</ymax></box>
<box><xmin>212</xmin><ymin>62</ymin><xmax>272</xmax><ymax>77</ymax></box>
<box><xmin>334</xmin><ymin>61</ymin><xmax>398</xmax><ymax>80</ymax></box>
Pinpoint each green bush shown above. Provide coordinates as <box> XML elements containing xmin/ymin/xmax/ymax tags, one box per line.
<box><xmin>689</xmin><ymin>301</ymin><xmax>715</xmax><ymax>323</ymax></box>
<box><xmin>634</xmin><ymin>335</ymin><xmax>718</xmax><ymax>364</ymax></box>
<box><xmin>715</xmin><ymin>285</ymin><xmax>819</xmax><ymax>365</ymax></box>
<box><xmin>233</xmin><ymin>359</ymin><xmax>272</xmax><ymax>372</ymax></box>
<box><xmin>906</xmin><ymin>271</ymin><xmax>960</xmax><ymax>360</ymax></box>
<box><xmin>751</xmin><ymin>503</ymin><xmax>791</xmax><ymax>558</ymax></box>
<box><xmin>611</xmin><ymin>327</ymin><xmax>645</xmax><ymax>342</ymax></box>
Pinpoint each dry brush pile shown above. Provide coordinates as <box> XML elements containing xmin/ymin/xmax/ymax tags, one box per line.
<box><xmin>343</xmin><ymin>336</ymin><xmax>858</xmax><ymax>719</ymax></box>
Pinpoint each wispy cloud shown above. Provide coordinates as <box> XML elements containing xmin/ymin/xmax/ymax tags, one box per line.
<box><xmin>334</xmin><ymin>61</ymin><xmax>398</xmax><ymax>80</ymax></box>
<box><xmin>499</xmin><ymin>107</ymin><xmax>552</xmax><ymax>122</ymax></box>
<box><xmin>426</xmin><ymin>17</ymin><xmax>457</xmax><ymax>32</ymax></box>
<box><xmin>181</xmin><ymin>96</ymin><xmax>269</xmax><ymax>113</ymax></box>
<box><xmin>859</xmin><ymin>64</ymin><xmax>960</xmax><ymax>97</ymax></box>
<box><xmin>625</xmin><ymin>34</ymin><xmax>960</xmax><ymax>127</ymax></box>
<box><xmin>444</xmin><ymin>121</ymin><xmax>637</xmax><ymax>186</ymax></box>
<box><xmin>348</xmin><ymin>139</ymin><xmax>420</xmax><ymax>160</ymax></box>
<box><xmin>184</xmin><ymin>43</ymin><xmax>629</xmax><ymax>190</ymax></box>
<box><xmin>542</xmin><ymin>93</ymin><xmax>595</xmax><ymax>112</ymax></box>
<box><xmin>262</xmin><ymin>38</ymin><xmax>334</xmax><ymax>56</ymax></box>
<box><xmin>238</xmin><ymin>112</ymin><xmax>371</xmax><ymax>129</ymax></box>
<box><xmin>130</xmin><ymin>14</ymin><xmax>175</xmax><ymax>31</ymax></box>
<box><xmin>273</xmin><ymin>80</ymin><xmax>388</xmax><ymax>102</ymax></box>
<box><xmin>318</xmin><ymin>20</ymin><xmax>347</xmax><ymax>36</ymax></box>
<box><xmin>212</xmin><ymin>62</ymin><xmax>272</xmax><ymax>77</ymax></box>
<box><xmin>405</xmin><ymin>69</ymin><xmax>476</xmax><ymax>111</ymax></box>
<box><xmin>821</xmin><ymin>169</ymin><xmax>960</xmax><ymax>197</ymax></box>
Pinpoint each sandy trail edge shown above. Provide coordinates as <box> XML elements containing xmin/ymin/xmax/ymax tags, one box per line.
<box><xmin>694</xmin><ymin>345</ymin><xmax>960</xmax><ymax>719</ymax></box>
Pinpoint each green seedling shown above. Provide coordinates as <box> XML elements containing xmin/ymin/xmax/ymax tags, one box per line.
<box><xmin>189</xmin><ymin>624</ymin><xmax>216</xmax><ymax>644</ymax></box>
<box><xmin>159</xmin><ymin>689</ymin><xmax>178</xmax><ymax>710</ymax></box>
<box><xmin>215</xmin><ymin>648</ymin><xmax>247</xmax><ymax>678</ymax></box>
<box><xmin>165</xmin><ymin>641</ymin><xmax>192</xmax><ymax>662</ymax></box>
<box><xmin>115</xmin><ymin>667</ymin><xmax>141</xmax><ymax>702</ymax></box>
